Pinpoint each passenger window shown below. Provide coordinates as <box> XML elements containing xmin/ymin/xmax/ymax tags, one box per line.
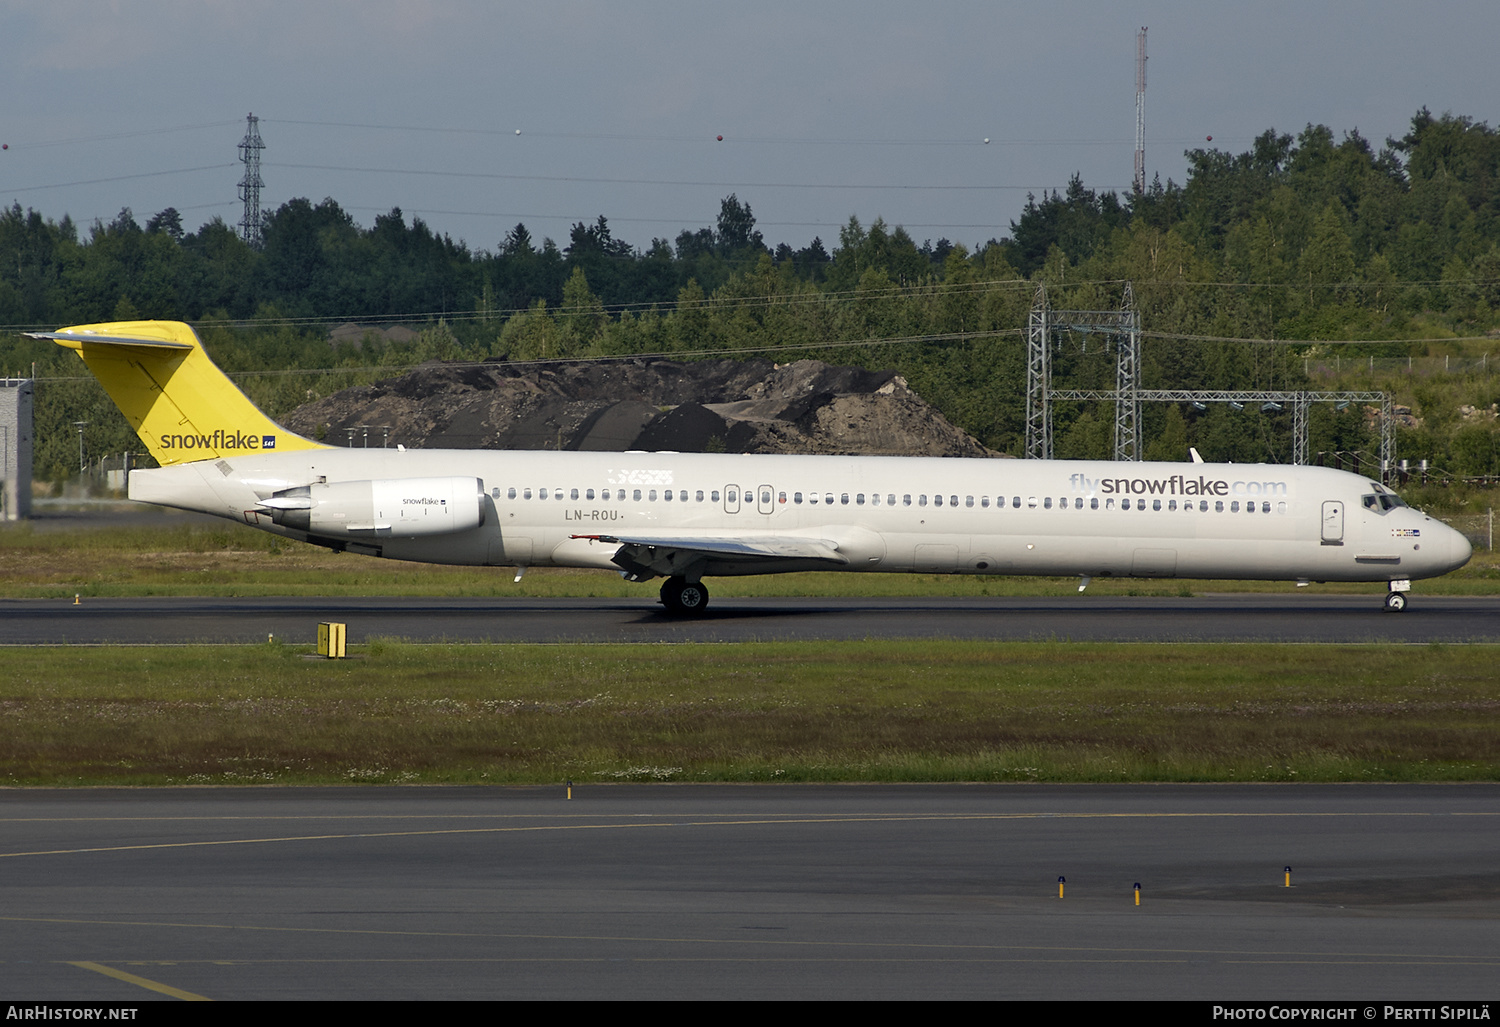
<box><xmin>1262</xmin><ymin>502</ymin><xmax>1271</xmax><ymax>513</ymax></box>
<box><xmin>1106</xmin><ymin>498</ymin><xmax>1115</xmax><ymax>510</ymax></box>
<box><xmin>663</xmin><ymin>490</ymin><xmax>673</xmax><ymax>502</ymax></box>
<box><xmin>1153</xmin><ymin>499</ymin><xmax>1161</xmax><ymax>511</ymax></box>
<box><xmin>856</xmin><ymin>494</ymin><xmax>865</xmax><ymax>505</ymax></box>
<box><xmin>918</xmin><ymin>495</ymin><xmax>928</xmax><ymax>507</ymax></box>
<box><xmin>1215</xmin><ymin>501</ymin><xmax>1224</xmax><ymax>512</ymax></box>
<box><xmin>633</xmin><ymin>489</ymin><xmax>642</xmax><ymax>501</ymax></box>
<box><xmin>981</xmin><ymin>497</ymin><xmax>989</xmax><ymax>508</ymax></box>
<box><xmin>648</xmin><ymin>490</ymin><xmax>657</xmax><ymax>501</ymax></box>
<box><xmin>872</xmin><ymin>494</ymin><xmax>881</xmax><ymax>506</ymax></box>
<box><xmin>950</xmin><ymin>495</ymin><xmax>958</xmax><ymax>507</ymax></box>
<box><xmin>887</xmin><ymin>495</ymin><xmax>895</xmax><ymax>506</ymax></box>
<box><xmin>585</xmin><ymin>489</ymin><xmax>594</xmax><ymax>500</ymax></box>
<box><xmin>810</xmin><ymin>493</ymin><xmax>819</xmax><ymax>504</ymax></box>
<box><xmin>934</xmin><ymin>495</ymin><xmax>943</xmax><ymax>507</ymax></box>
<box><xmin>1044</xmin><ymin>497</ymin><xmax>1053</xmax><ymax>509</ymax></box>
<box><xmin>1090</xmin><ymin>498</ymin><xmax>1099</xmax><ymax>510</ymax></box>
<box><xmin>1027</xmin><ymin>497</ymin><xmax>1038</xmax><ymax>508</ymax></box>
<box><xmin>711</xmin><ymin>490</ymin><xmax>720</xmax><ymax>502</ymax></box>
<box><xmin>794</xmin><ymin>492</ymin><xmax>803</xmax><ymax>504</ymax></box>
<box><xmin>1230</xmin><ymin>501</ymin><xmax>1239</xmax><ymax>512</ymax></box>
<box><xmin>903</xmin><ymin>495</ymin><xmax>912</xmax><ymax>506</ymax></box>
<box><xmin>570</xmin><ymin>488</ymin><xmax>579</xmax><ymax>500</ymax></box>
<box><xmin>778</xmin><ymin>492</ymin><xmax>786</xmax><ymax>504</ymax></box>
<box><xmin>1013</xmin><ymin>497</ymin><xmax>1021</xmax><ymax>508</ymax></box>
<box><xmin>507</xmin><ymin>487</ymin><xmax>516</xmax><ymax>500</ymax></box>
<box><xmin>539</xmin><ymin>488</ymin><xmax>548</xmax><ymax>499</ymax></box>
<box><xmin>556</xmin><ymin>489</ymin><xmax>564</xmax><ymax>500</ymax></box>
<box><xmin>696</xmin><ymin>490</ymin><xmax>704</xmax><ymax>502</ymax></box>
<box><xmin>1167</xmin><ymin>500</ymin><xmax>1176</xmax><ymax>511</ymax></box>
<box><xmin>1277</xmin><ymin>502</ymin><xmax>1286</xmax><ymax>514</ymax></box>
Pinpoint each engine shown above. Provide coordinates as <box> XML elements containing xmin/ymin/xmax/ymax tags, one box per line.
<box><xmin>258</xmin><ymin>477</ymin><xmax>486</xmax><ymax>538</ymax></box>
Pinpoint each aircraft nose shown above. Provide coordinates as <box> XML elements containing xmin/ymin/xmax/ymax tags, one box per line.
<box><xmin>1448</xmin><ymin>524</ymin><xmax>1473</xmax><ymax>572</ymax></box>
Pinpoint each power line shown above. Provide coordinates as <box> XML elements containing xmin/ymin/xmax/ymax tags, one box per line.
<box><xmin>1</xmin><ymin>120</ymin><xmax>243</xmax><ymax>151</ymax></box>
<box><xmin>267</xmin><ymin>161</ymin><xmax>1065</xmax><ymax>192</ymax></box>
<box><xmin>0</xmin><ymin>163</ymin><xmax>237</xmax><ymax>195</ymax></box>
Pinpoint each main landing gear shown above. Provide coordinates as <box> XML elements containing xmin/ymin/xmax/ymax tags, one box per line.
<box><xmin>1384</xmin><ymin>579</ymin><xmax>1411</xmax><ymax>613</ymax></box>
<box><xmin>659</xmin><ymin>576</ymin><xmax>710</xmax><ymax>618</ymax></box>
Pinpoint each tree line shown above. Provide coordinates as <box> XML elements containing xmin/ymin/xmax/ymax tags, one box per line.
<box><xmin>3</xmin><ymin>108</ymin><xmax>1499</xmax><ymax>487</ymax></box>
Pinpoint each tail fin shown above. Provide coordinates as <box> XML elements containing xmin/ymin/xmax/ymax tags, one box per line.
<box><xmin>30</xmin><ymin>320</ymin><xmax>329</xmax><ymax>465</ymax></box>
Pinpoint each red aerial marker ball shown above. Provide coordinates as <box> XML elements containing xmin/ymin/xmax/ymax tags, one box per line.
<box><xmin>1</xmin><ymin>144</ymin><xmax>7</xmax><ymax>150</ymax></box>
<box><xmin>1206</xmin><ymin>135</ymin><xmax>1212</xmax><ymax>142</ymax></box>
<box><xmin>716</xmin><ymin>135</ymin><xmax>723</xmax><ymax>141</ymax></box>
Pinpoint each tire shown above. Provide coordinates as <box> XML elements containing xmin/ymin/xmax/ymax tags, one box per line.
<box><xmin>1384</xmin><ymin>591</ymin><xmax>1407</xmax><ymax>613</ymax></box>
<box><xmin>660</xmin><ymin>577</ymin><xmax>710</xmax><ymax>617</ymax></box>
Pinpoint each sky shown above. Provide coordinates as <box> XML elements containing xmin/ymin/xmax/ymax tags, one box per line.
<box><xmin>1</xmin><ymin>1</ymin><xmax>1497</xmax><ymax>256</ymax></box>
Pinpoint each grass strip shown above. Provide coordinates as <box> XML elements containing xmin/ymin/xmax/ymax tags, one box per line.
<box><xmin>1</xmin><ymin>519</ymin><xmax>1496</xmax><ymax>598</ymax></box>
<box><xmin>1</xmin><ymin>640</ymin><xmax>1496</xmax><ymax>786</ymax></box>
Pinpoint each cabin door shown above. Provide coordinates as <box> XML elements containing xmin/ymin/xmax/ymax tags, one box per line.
<box><xmin>1321</xmin><ymin>500</ymin><xmax>1344</xmax><ymax>545</ymax></box>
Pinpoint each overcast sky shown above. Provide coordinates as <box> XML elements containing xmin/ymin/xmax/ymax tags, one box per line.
<box><xmin>2</xmin><ymin>1</ymin><xmax>1496</xmax><ymax>256</ymax></box>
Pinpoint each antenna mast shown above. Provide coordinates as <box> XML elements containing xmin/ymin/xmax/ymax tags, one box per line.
<box><xmin>238</xmin><ymin>113</ymin><xmax>265</xmax><ymax>248</ymax></box>
<box><xmin>1134</xmin><ymin>28</ymin><xmax>1148</xmax><ymax>194</ymax></box>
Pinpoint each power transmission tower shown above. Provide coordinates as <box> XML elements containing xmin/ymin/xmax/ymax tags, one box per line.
<box><xmin>238</xmin><ymin>113</ymin><xmax>265</xmax><ymax>249</ymax></box>
<box><xmin>1134</xmin><ymin>27</ymin><xmax>1147</xmax><ymax>194</ymax></box>
<box><xmin>1026</xmin><ymin>285</ymin><xmax>1141</xmax><ymax>461</ymax></box>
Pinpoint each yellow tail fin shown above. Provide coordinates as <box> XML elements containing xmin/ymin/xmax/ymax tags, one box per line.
<box><xmin>31</xmin><ymin>320</ymin><xmax>329</xmax><ymax>465</ymax></box>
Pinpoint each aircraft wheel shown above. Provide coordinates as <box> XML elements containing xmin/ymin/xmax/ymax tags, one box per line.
<box><xmin>660</xmin><ymin>577</ymin><xmax>709</xmax><ymax>617</ymax></box>
<box><xmin>1384</xmin><ymin>591</ymin><xmax>1408</xmax><ymax>613</ymax></box>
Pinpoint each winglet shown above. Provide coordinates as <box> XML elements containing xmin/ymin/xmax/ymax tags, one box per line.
<box><xmin>32</xmin><ymin>320</ymin><xmax>329</xmax><ymax>465</ymax></box>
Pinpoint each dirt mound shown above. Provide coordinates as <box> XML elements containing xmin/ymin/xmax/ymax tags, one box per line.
<box><xmin>283</xmin><ymin>357</ymin><xmax>1000</xmax><ymax>458</ymax></box>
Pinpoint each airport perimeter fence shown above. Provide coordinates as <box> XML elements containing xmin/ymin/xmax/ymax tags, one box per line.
<box><xmin>1440</xmin><ymin>510</ymin><xmax>1495</xmax><ymax>551</ymax></box>
<box><xmin>1304</xmin><ymin>355</ymin><xmax>1497</xmax><ymax>378</ymax></box>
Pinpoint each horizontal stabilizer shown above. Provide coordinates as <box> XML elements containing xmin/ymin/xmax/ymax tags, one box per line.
<box><xmin>25</xmin><ymin>331</ymin><xmax>193</xmax><ymax>351</ymax></box>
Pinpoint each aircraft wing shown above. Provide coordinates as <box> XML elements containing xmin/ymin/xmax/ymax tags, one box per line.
<box><xmin>569</xmin><ymin>531</ymin><xmax>848</xmax><ymax>578</ymax></box>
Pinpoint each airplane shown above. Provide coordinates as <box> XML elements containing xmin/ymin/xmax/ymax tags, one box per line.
<box><xmin>31</xmin><ymin>319</ymin><xmax>1473</xmax><ymax>616</ymax></box>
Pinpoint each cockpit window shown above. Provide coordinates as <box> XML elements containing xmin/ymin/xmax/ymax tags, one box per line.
<box><xmin>1364</xmin><ymin>493</ymin><xmax>1406</xmax><ymax>512</ymax></box>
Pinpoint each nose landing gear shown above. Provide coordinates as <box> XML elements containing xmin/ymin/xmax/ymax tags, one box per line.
<box><xmin>1384</xmin><ymin>579</ymin><xmax>1411</xmax><ymax>612</ymax></box>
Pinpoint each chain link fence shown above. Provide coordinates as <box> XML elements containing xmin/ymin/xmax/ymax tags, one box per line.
<box><xmin>1305</xmin><ymin>355</ymin><xmax>1497</xmax><ymax>377</ymax></box>
<box><xmin>1439</xmin><ymin>510</ymin><xmax>1496</xmax><ymax>551</ymax></box>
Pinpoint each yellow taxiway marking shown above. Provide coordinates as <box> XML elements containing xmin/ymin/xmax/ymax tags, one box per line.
<box><xmin>0</xmin><ymin>809</ymin><xmax>1492</xmax><ymax>861</ymax></box>
<box><xmin>69</xmin><ymin>961</ymin><xmax>210</xmax><ymax>1001</ymax></box>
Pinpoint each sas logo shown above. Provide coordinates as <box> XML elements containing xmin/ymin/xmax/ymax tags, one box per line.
<box><xmin>1392</xmin><ymin>528</ymin><xmax>1420</xmax><ymax>537</ymax></box>
<box><xmin>263</xmin><ymin>435</ymin><xmax>276</xmax><ymax>449</ymax></box>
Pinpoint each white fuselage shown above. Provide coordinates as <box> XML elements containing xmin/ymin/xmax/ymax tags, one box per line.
<box><xmin>129</xmin><ymin>450</ymin><xmax>1473</xmax><ymax>584</ymax></box>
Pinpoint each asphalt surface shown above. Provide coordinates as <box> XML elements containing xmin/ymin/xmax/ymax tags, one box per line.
<box><xmin>3</xmin><ymin>593</ymin><xmax>1497</xmax><ymax>644</ymax></box>
<box><xmin>2</xmin><ymin>784</ymin><xmax>1497</xmax><ymax>1001</ymax></box>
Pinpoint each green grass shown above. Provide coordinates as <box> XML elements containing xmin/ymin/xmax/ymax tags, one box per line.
<box><xmin>2</xmin><ymin>640</ymin><xmax>1496</xmax><ymax>786</ymax></box>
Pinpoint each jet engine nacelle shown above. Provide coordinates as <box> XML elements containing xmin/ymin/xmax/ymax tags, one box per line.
<box><xmin>259</xmin><ymin>476</ymin><xmax>486</xmax><ymax>538</ymax></box>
